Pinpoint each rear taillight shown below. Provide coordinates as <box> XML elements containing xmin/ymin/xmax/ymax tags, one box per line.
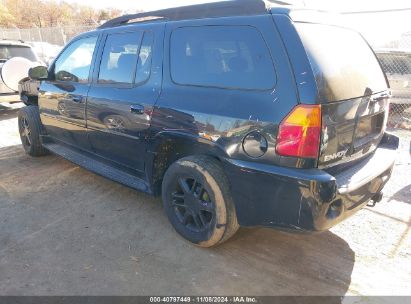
<box><xmin>276</xmin><ymin>104</ymin><xmax>321</xmax><ymax>159</ymax></box>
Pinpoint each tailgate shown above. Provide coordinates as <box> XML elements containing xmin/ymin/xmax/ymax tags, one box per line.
<box><xmin>319</xmin><ymin>92</ymin><xmax>389</xmax><ymax>168</ymax></box>
<box><xmin>294</xmin><ymin>22</ymin><xmax>389</xmax><ymax>168</ymax></box>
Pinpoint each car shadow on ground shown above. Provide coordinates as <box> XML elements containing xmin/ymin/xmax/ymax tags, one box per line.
<box><xmin>216</xmin><ymin>227</ymin><xmax>354</xmax><ymax>297</ymax></box>
<box><xmin>0</xmin><ymin>145</ymin><xmax>354</xmax><ymax>297</ymax></box>
<box><xmin>388</xmin><ymin>184</ymin><xmax>411</xmax><ymax>205</ymax></box>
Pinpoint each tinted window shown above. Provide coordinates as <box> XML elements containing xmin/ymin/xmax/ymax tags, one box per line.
<box><xmin>295</xmin><ymin>23</ymin><xmax>387</xmax><ymax>102</ymax></box>
<box><xmin>0</xmin><ymin>45</ymin><xmax>37</xmax><ymax>61</ymax></box>
<box><xmin>54</xmin><ymin>36</ymin><xmax>97</xmax><ymax>83</ymax></box>
<box><xmin>98</xmin><ymin>32</ymin><xmax>142</xmax><ymax>84</ymax></box>
<box><xmin>170</xmin><ymin>26</ymin><xmax>276</xmax><ymax>90</ymax></box>
<box><xmin>135</xmin><ymin>31</ymin><xmax>154</xmax><ymax>84</ymax></box>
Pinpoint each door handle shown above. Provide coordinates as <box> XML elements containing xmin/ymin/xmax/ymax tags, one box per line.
<box><xmin>130</xmin><ymin>104</ymin><xmax>145</xmax><ymax>114</ymax></box>
<box><xmin>71</xmin><ymin>96</ymin><xmax>83</xmax><ymax>103</ymax></box>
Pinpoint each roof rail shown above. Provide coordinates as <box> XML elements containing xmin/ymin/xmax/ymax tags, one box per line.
<box><xmin>98</xmin><ymin>0</ymin><xmax>273</xmax><ymax>29</ymax></box>
<box><xmin>1</xmin><ymin>38</ymin><xmax>25</xmax><ymax>43</ymax></box>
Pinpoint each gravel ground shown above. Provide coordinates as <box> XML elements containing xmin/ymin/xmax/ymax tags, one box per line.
<box><xmin>0</xmin><ymin>102</ymin><xmax>410</xmax><ymax>297</ymax></box>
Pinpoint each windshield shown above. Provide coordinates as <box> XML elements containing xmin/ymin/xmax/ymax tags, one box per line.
<box><xmin>295</xmin><ymin>23</ymin><xmax>388</xmax><ymax>102</ymax></box>
<box><xmin>0</xmin><ymin>45</ymin><xmax>37</xmax><ymax>62</ymax></box>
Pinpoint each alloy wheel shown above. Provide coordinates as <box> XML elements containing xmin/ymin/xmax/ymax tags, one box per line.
<box><xmin>171</xmin><ymin>177</ymin><xmax>215</xmax><ymax>233</ymax></box>
<box><xmin>19</xmin><ymin>117</ymin><xmax>31</xmax><ymax>147</ymax></box>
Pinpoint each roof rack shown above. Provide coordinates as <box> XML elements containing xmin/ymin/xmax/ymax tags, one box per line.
<box><xmin>99</xmin><ymin>0</ymin><xmax>274</xmax><ymax>29</ymax></box>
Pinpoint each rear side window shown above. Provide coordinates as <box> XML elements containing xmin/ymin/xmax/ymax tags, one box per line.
<box><xmin>295</xmin><ymin>23</ymin><xmax>387</xmax><ymax>102</ymax></box>
<box><xmin>170</xmin><ymin>26</ymin><xmax>276</xmax><ymax>90</ymax></box>
<box><xmin>135</xmin><ymin>31</ymin><xmax>154</xmax><ymax>84</ymax></box>
<box><xmin>98</xmin><ymin>32</ymin><xmax>142</xmax><ymax>84</ymax></box>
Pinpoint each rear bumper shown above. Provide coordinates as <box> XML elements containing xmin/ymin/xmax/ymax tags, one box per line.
<box><xmin>222</xmin><ymin>133</ymin><xmax>399</xmax><ymax>232</ymax></box>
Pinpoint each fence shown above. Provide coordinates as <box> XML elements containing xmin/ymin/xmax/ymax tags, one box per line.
<box><xmin>375</xmin><ymin>44</ymin><xmax>411</xmax><ymax>131</ymax></box>
<box><xmin>1</xmin><ymin>23</ymin><xmax>411</xmax><ymax>130</ymax></box>
<box><xmin>0</xmin><ymin>26</ymin><xmax>95</xmax><ymax>46</ymax></box>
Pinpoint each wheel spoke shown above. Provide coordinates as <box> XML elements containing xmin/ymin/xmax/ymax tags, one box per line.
<box><xmin>190</xmin><ymin>180</ymin><xmax>197</xmax><ymax>193</ymax></box>
<box><xmin>172</xmin><ymin>200</ymin><xmax>185</xmax><ymax>208</ymax></box>
<box><xmin>192</xmin><ymin>213</ymin><xmax>202</xmax><ymax>229</ymax></box>
<box><xmin>193</xmin><ymin>184</ymin><xmax>204</xmax><ymax>198</ymax></box>
<box><xmin>172</xmin><ymin>192</ymin><xmax>184</xmax><ymax>200</ymax></box>
<box><xmin>26</xmin><ymin>134</ymin><xmax>31</xmax><ymax>145</ymax></box>
<box><xmin>182</xmin><ymin>210</ymin><xmax>191</xmax><ymax>225</ymax></box>
<box><xmin>17</xmin><ymin>117</ymin><xmax>32</xmax><ymax>147</ymax></box>
<box><xmin>178</xmin><ymin>178</ymin><xmax>191</xmax><ymax>194</ymax></box>
<box><xmin>198</xmin><ymin>212</ymin><xmax>207</xmax><ymax>227</ymax></box>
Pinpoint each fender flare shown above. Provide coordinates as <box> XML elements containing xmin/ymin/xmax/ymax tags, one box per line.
<box><xmin>146</xmin><ymin>130</ymin><xmax>229</xmax><ymax>195</ymax></box>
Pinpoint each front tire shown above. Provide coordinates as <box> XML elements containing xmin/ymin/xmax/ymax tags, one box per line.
<box><xmin>18</xmin><ymin>106</ymin><xmax>48</xmax><ymax>156</ymax></box>
<box><xmin>162</xmin><ymin>155</ymin><xmax>239</xmax><ymax>247</ymax></box>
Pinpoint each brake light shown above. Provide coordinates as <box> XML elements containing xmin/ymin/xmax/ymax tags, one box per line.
<box><xmin>276</xmin><ymin>104</ymin><xmax>321</xmax><ymax>159</ymax></box>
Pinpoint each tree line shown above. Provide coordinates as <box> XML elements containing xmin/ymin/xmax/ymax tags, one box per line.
<box><xmin>0</xmin><ymin>0</ymin><xmax>129</xmax><ymax>28</ymax></box>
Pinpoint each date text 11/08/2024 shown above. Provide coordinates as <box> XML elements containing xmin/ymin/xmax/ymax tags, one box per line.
<box><xmin>149</xmin><ymin>297</ymin><xmax>258</xmax><ymax>303</ymax></box>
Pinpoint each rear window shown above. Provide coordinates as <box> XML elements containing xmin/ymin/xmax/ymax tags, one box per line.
<box><xmin>0</xmin><ymin>45</ymin><xmax>37</xmax><ymax>61</ymax></box>
<box><xmin>295</xmin><ymin>23</ymin><xmax>387</xmax><ymax>102</ymax></box>
<box><xmin>170</xmin><ymin>26</ymin><xmax>276</xmax><ymax>90</ymax></box>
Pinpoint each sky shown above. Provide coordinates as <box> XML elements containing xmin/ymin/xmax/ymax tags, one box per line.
<box><xmin>62</xmin><ymin>0</ymin><xmax>411</xmax><ymax>47</ymax></box>
<box><xmin>61</xmin><ymin>0</ymin><xmax>411</xmax><ymax>13</ymax></box>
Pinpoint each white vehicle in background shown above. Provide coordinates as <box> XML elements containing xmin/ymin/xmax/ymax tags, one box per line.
<box><xmin>375</xmin><ymin>49</ymin><xmax>411</xmax><ymax>113</ymax></box>
<box><xmin>28</xmin><ymin>41</ymin><xmax>62</xmax><ymax>66</ymax></box>
<box><xmin>0</xmin><ymin>39</ymin><xmax>41</xmax><ymax>103</ymax></box>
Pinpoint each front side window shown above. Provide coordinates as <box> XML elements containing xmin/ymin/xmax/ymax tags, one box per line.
<box><xmin>98</xmin><ymin>32</ymin><xmax>142</xmax><ymax>84</ymax></box>
<box><xmin>170</xmin><ymin>26</ymin><xmax>276</xmax><ymax>90</ymax></box>
<box><xmin>54</xmin><ymin>36</ymin><xmax>97</xmax><ymax>83</ymax></box>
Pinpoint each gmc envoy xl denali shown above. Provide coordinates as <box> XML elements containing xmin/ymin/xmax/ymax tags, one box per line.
<box><xmin>19</xmin><ymin>0</ymin><xmax>399</xmax><ymax>247</ymax></box>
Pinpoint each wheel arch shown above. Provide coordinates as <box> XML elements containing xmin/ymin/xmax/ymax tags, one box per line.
<box><xmin>147</xmin><ymin>131</ymin><xmax>229</xmax><ymax>195</ymax></box>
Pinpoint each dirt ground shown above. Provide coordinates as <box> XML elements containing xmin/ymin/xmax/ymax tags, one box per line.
<box><xmin>0</xmin><ymin>102</ymin><xmax>410</xmax><ymax>296</ymax></box>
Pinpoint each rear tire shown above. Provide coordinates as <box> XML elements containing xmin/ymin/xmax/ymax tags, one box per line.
<box><xmin>162</xmin><ymin>155</ymin><xmax>239</xmax><ymax>247</ymax></box>
<box><xmin>18</xmin><ymin>106</ymin><xmax>48</xmax><ymax>156</ymax></box>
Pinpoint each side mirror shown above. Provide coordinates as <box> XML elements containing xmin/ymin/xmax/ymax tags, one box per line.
<box><xmin>28</xmin><ymin>66</ymin><xmax>48</xmax><ymax>80</ymax></box>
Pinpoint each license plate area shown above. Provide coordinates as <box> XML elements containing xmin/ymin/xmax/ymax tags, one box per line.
<box><xmin>353</xmin><ymin>112</ymin><xmax>385</xmax><ymax>149</ymax></box>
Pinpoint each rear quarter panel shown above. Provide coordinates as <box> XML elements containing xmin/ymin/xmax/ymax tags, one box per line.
<box><xmin>149</xmin><ymin>14</ymin><xmax>303</xmax><ymax>181</ymax></box>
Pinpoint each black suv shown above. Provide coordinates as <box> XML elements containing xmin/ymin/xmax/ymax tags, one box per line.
<box><xmin>19</xmin><ymin>0</ymin><xmax>398</xmax><ymax>247</ymax></box>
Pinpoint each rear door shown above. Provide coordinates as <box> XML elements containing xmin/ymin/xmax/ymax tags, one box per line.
<box><xmin>294</xmin><ymin>22</ymin><xmax>390</xmax><ymax>168</ymax></box>
<box><xmin>86</xmin><ymin>24</ymin><xmax>163</xmax><ymax>173</ymax></box>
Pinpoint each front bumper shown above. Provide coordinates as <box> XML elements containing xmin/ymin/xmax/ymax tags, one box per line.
<box><xmin>0</xmin><ymin>93</ymin><xmax>20</xmax><ymax>103</ymax></box>
<box><xmin>222</xmin><ymin>133</ymin><xmax>399</xmax><ymax>232</ymax></box>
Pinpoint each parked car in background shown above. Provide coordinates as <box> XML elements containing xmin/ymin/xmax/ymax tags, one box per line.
<box><xmin>0</xmin><ymin>39</ymin><xmax>40</xmax><ymax>103</ymax></box>
<box><xmin>375</xmin><ymin>49</ymin><xmax>411</xmax><ymax>113</ymax></box>
<box><xmin>19</xmin><ymin>0</ymin><xmax>398</xmax><ymax>247</ymax></box>
<box><xmin>28</xmin><ymin>42</ymin><xmax>62</xmax><ymax>66</ymax></box>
